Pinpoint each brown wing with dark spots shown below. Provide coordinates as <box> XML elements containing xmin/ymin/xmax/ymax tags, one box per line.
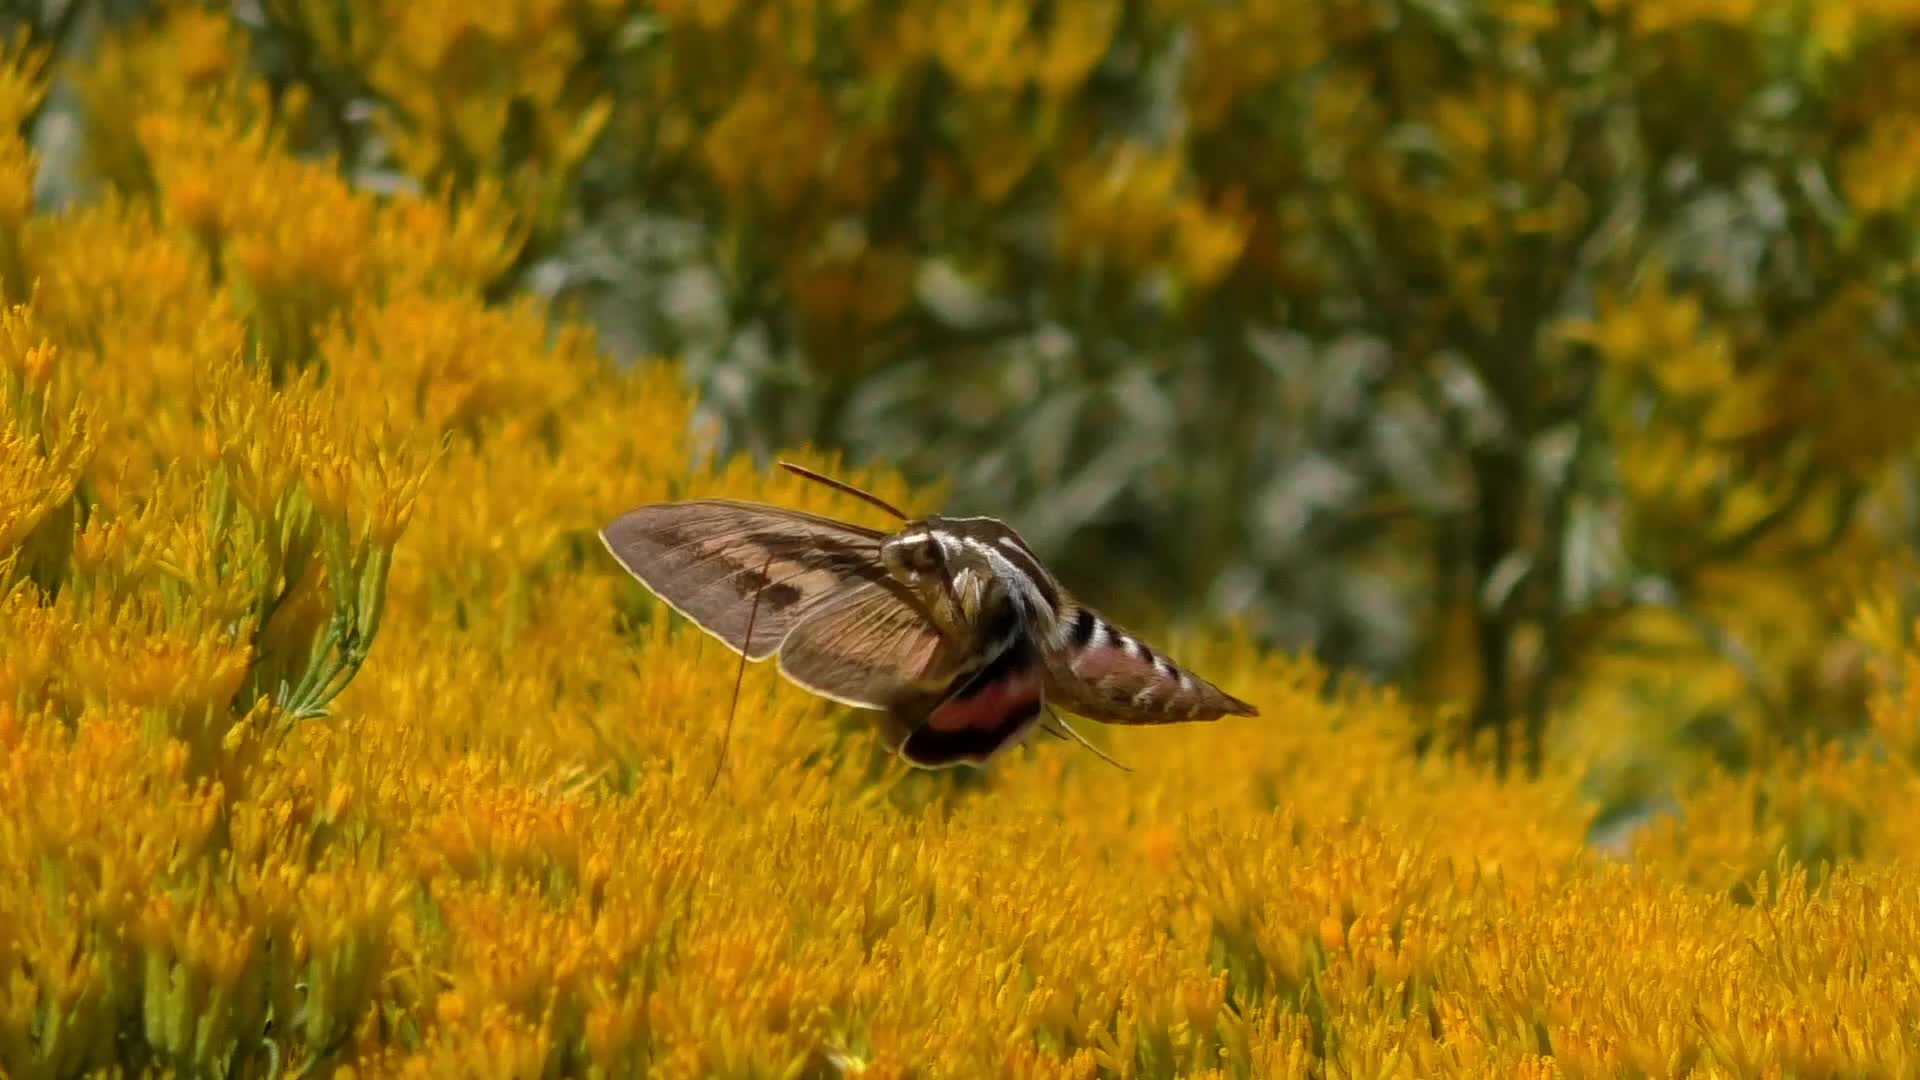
<box><xmin>600</xmin><ymin>500</ymin><xmax>888</xmax><ymax>659</ymax></box>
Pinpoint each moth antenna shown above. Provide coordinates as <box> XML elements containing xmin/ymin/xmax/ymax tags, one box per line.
<box><xmin>782</xmin><ymin>459</ymin><xmax>970</xmax><ymax>637</ymax></box>
<box><xmin>1045</xmin><ymin>705</ymin><xmax>1133</xmax><ymax>772</ymax></box>
<box><xmin>705</xmin><ymin>549</ymin><xmax>776</xmax><ymax>800</ymax></box>
<box><xmin>778</xmin><ymin>460</ymin><xmax>910</xmax><ymax>522</ymax></box>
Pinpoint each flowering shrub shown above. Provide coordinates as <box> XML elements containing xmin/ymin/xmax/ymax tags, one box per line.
<box><xmin>8</xmin><ymin>11</ymin><xmax>1920</xmax><ymax>1079</ymax></box>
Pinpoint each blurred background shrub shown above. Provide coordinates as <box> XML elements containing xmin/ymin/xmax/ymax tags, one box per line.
<box><xmin>16</xmin><ymin>0</ymin><xmax>1920</xmax><ymax>816</ymax></box>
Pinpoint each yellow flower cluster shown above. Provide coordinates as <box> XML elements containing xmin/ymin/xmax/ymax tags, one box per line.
<box><xmin>1550</xmin><ymin>264</ymin><xmax>1915</xmax><ymax>802</ymax></box>
<box><xmin>1058</xmin><ymin>144</ymin><xmax>1253</xmax><ymax>289</ymax></box>
<box><xmin>12</xmin><ymin>15</ymin><xmax>1920</xmax><ymax>1080</ymax></box>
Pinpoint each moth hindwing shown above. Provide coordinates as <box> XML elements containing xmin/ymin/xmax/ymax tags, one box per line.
<box><xmin>601</xmin><ymin>464</ymin><xmax>1258</xmax><ymax>772</ymax></box>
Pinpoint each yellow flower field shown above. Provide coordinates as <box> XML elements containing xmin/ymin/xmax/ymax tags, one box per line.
<box><xmin>7</xmin><ymin>17</ymin><xmax>1920</xmax><ymax>1080</ymax></box>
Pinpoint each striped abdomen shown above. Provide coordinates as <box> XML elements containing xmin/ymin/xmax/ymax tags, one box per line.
<box><xmin>1042</xmin><ymin>603</ymin><xmax>1259</xmax><ymax>725</ymax></box>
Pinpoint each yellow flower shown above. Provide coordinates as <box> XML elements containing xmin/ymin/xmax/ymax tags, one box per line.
<box><xmin>1842</xmin><ymin>111</ymin><xmax>1920</xmax><ymax>215</ymax></box>
<box><xmin>1172</xmin><ymin>194</ymin><xmax>1252</xmax><ymax>287</ymax></box>
<box><xmin>951</xmin><ymin>97</ymin><xmax>1042</xmax><ymax>204</ymax></box>
<box><xmin>1035</xmin><ymin>0</ymin><xmax>1121</xmax><ymax>94</ymax></box>
<box><xmin>1060</xmin><ymin>142</ymin><xmax>1185</xmax><ymax>270</ymax></box>
<box><xmin>929</xmin><ymin>0</ymin><xmax>1038</xmax><ymax>92</ymax></box>
<box><xmin>0</xmin><ymin>37</ymin><xmax>42</xmax><ymax>292</ymax></box>
<box><xmin>703</xmin><ymin>71</ymin><xmax>837</xmax><ymax>212</ymax></box>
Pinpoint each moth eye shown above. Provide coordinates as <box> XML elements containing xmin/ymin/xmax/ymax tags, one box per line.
<box><xmin>884</xmin><ymin>534</ymin><xmax>941</xmax><ymax>578</ymax></box>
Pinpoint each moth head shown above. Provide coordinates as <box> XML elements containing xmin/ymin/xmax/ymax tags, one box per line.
<box><xmin>880</xmin><ymin>525</ymin><xmax>951</xmax><ymax>584</ymax></box>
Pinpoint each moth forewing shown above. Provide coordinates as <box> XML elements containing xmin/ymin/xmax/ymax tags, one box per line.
<box><xmin>599</xmin><ymin>500</ymin><xmax>888</xmax><ymax>659</ymax></box>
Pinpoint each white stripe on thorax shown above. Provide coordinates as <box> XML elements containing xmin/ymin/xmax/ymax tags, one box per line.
<box><xmin>958</xmin><ymin>536</ymin><xmax>1058</xmax><ymax>623</ymax></box>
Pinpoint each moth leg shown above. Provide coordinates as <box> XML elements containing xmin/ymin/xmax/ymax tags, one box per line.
<box><xmin>708</xmin><ymin>549</ymin><xmax>776</xmax><ymax>799</ymax></box>
<box><xmin>870</xmin><ymin>705</ymin><xmax>915</xmax><ymax>756</ymax></box>
<box><xmin>1043</xmin><ymin>705</ymin><xmax>1133</xmax><ymax>772</ymax></box>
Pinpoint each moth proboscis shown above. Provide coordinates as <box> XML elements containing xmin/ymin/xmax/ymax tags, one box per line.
<box><xmin>600</xmin><ymin>462</ymin><xmax>1258</xmax><ymax>781</ymax></box>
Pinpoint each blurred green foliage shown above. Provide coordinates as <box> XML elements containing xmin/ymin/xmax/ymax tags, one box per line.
<box><xmin>18</xmin><ymin>0</ymin><xmax>1920</xmax><ymax>801</ymax></box>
